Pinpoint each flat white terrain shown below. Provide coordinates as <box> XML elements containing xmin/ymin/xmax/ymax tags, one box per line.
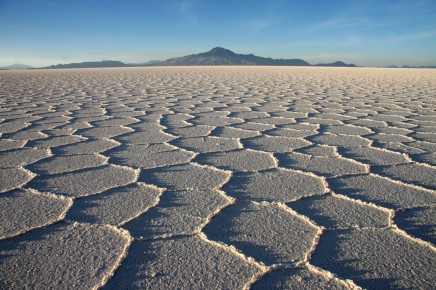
<box><xmin>0</xmin><ymin>67</ymin><xmax>435</xmax><ymax>289</ymax></box>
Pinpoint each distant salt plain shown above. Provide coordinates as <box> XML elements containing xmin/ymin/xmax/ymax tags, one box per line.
<box><xmin>0</xmin><ymin>67</ymin><xmax>435</xmax><ymax>289</ymax></box>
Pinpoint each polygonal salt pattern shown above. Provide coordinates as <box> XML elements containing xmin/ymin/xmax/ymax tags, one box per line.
<box><xmin>339</xmin><ymin>146</ymin><xmax>410</xmax><ymax>166</ymax></box>
<box><xmin>243</xmin><ymin>135</ymin><xmax>311</xmax><ymax>153</ymax></box>
<box><xmin>67</xmin><ymin>183</ymin><xmax>161</xmax><ymax>226</ymax></box>
<box><xmin>277</xmin><ymin>152</ymin><xmax>368</xmax><ymax>177</ymax></box>
<box><xmin>3</xmin><ymin>130</ymin><xmax>48</xmax><ymax>141</ymax></box>
<box><xmin>26</xmin><ymin>135</ymin><xmax>86</xmax><ymax>148</ymax></box>
<box><xmin>170</xmin><ymin>136</ymin><xmax>241</xmax><ymax>153</ymax></box>
<box><xmin>309</xmin><ymin>134</ymin><xmax>372</xmax><ymax>147</ymax></box>
<box><xmin>223</xmin><ymin>168</ymin><xmax>326</xmax><ymax>202</ymax></box>
<box><xmin>0</xmin><ymin>223</ymin><xmax>130</xmax><ymax>289</ymax></box>
<box><xmin>311</xmin><ymin>229</ymin><xmax>436</xmax><ymax>289</ymax></box>
<box><xmin>106</xmin><ymin>143</ymin><xmax>195</xmax><ymax>169</ymax></box>
<box><xmin>288</xmin><ymin>194</ymin><xmax>390</xmax><ymax>229</ymax></box>
<box><xmin>27</xmin><ymin>165</ymin><xmax>137</xmax><ymax>197</ymax></box>
<box><xmin>394</xmin><ymin>207</ymin><xmax>436</xmax><ymax>245</ymax></box>
<box><xmin>1</xmin><ymin>67</ymin><xmax>436</xmax><ymax>289</ymax></box>
<box><xmin>139</xmin><ymin>163</ymin><xmax>230</xmax><ymax>190</ymax></box>
<box><xmin>410</xmin><ymin>152</ymin><xmax>436</xmax><ymax>165</ymax></box>
<box><xmin>114</xmin><ymin>128</ymin><xmax>176</xmax><ymax>144</ymax></box>
<box><xmin>323</xmin><ymin>124</ymin><xmax>373</xmax><ymax>136</ymax></box>
<box><xmin>0</xmin><ymin>189</ymin><xmax>71</xmax><ymax>239</ymax></box>
<box><xmin>264</xmin><ymin>127</ymin><xmax>317</xmax><ymax>138</ymax></box>
<box><xmin>329</xmin><ymin>174</ymin><xmax>436</xmax><ymax>209</ymax></box>
<box><xmin>52</xmin><ymin>138</ymin><xmax>119</xmax><ymax>155</ymax></box>
<box><xmin>77</xmin><ymin>126</ymin><xmax>133</xmax><ymax>139</ymax></box>
<box><xmin>203</xmin><ymin>202</ymin><xmax>319</xmax><ymax>265</ymax></box>
<box><xmin>0</xmin><ymin>122</ymin><xmax>29</xmax><ymax>134</ymax></box>
<box><xmin>0</xmin><ymin>168</ymin><xmax>34</xmax><ymax>193</ymax></box>
<box><xmin>0</xmin><ymin>139</ymin><xmax>26</xmax><ymax>151</ymax></box>
<box><xmin>166</xmin><ymin>124</ymin><xmax>215</xmax><ymax>137</ymax></box>
<box><xmin>105</xmin><ymin>236</ymin><xmax>260</xmax><ymax>289</ymax></box>
<box><xmin>195</xmin><ymin>149</ymin><xmax>277</xmax><ymax>171</ymax></box>
<box><xmin>26</xmin><ymin>154</ymin><xmax>108</xmax><ymax>175</ymax></box>
<box><xmin>0</xmin><ymin>147</ymin><xmax>50</xmax><ymax>168</ymax></box>
<box><xmin>124</xmin><ymin>189</ymin><xmax>229</xmax><ymax>238</ymax></box>
<box><xmin>211</xmin><ymin>126</ymin><xmax>260</xmax><ymax>138</ymax></box>
<box><xmin>372</xmin><ymin>163</ymin><xmax>436</xmax><ymax>190</ymax></box>
<box><xmin>251</xmin><ymin>267</ymin><xmax>349</xmax><ymax>290</ymax></box>
<box><xmin>295</xmin><ymin>144</ymin><xmax>338</xmax><ymax>156</ymax></box>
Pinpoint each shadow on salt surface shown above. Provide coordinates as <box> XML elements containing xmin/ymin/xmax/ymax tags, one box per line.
<box><xmin>123</xmin><ymin>193</ymin><xmax>186</xmax><ymax>238</ymax></box>
<box><xmin>204</xmin><ymin>221</ymin><xmax>283</xmax><ymax>266</ymax></box>
<box><xmin>203</xmin><ymin>202</ymin><xmax>318</xmax><ymax>266</ymax></box>
<box><xmin>103</xmin><ymin>240</ymin><xmax>160</xmax><ymax>289</ymax></box>
<box><xmin>372</xmin><ymin>163</ymin><xmax>436</xmax><ymax>190</ymax></box>
<box><xmin>410</xmin><ymin>152</ymin><xmax>436</xmax><ymax>166</ymax></box>
<box><xmin>313</xmin><ymin>225</ymin><xmax>436</xmax><ymax>289</ymax></box>
<box><xmin>394</xmin><ymin>207</ymin><xmax>436</xmax><ymax>245</ymax></box>
<box><xmin>327</xmin><ymin>174</ymin><xmax>436</xmax><ymax>210</ymax></box>
<box><xmin>0</xmin><ymin>223</ymin><xmax>128</xmax><ymax>289</ymax></box>
<box><xmin>310</xmin><ymin>232</ymin><xmax>398</xmax><ymax>289</ymax></box>
<box><xmin>104</xmin><ymin>235</ymin><xmax>258</xmax><ymax>289</ymax></box>
<box><xmin>124</xmin><ymin>187</ymin><xmax>229</xmax><ymax>239</ymax></box>
<box><xmin>250</xmin><ymin>266</ymin><xmax>348</xmax><ymax>289</ymax></box>
<box><xmin>287</xmin><ymin>203</ymin><xmax>337</xmax><ymax>229</ymax></box>
<box><xmin>66</xmin><ymin>199</ymin><xmax>104</xmax><ymax>224</ymax></box>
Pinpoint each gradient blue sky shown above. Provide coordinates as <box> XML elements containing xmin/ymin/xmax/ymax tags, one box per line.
<box><xmin>1</xmin><ymin>0</ymin><xmax>435</xmax><ymax>67</ymax></box>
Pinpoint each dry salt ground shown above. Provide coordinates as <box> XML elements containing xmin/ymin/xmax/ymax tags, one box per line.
<box><xmin>0</xmin><ymin>66</ymin><xmax>435</xmax><ymax>289</ymax></box>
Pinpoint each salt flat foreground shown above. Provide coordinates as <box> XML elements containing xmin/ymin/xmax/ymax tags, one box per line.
<box><xmin>0</xmin><ymin>67</ymin><xmax>435</xmax><ymax>289</ymax></box>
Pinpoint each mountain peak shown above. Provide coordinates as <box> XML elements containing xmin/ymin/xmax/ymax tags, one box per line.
<box><xmin>316</xmin><ymin>60</ymin><xmax>357</xmax><ymax>67</ymax></box>
<box><xmin>203</xmin><ymin>47</ymin><xmax>236</xmax><ymax>57</ymax></box>
<box><xmin>158</xmin><ymin>47</ymin><xmax>312</xmax><ymax>66</ymax></box>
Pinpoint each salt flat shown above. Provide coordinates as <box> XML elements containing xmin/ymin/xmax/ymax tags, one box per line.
<box><xmin>0</xmin><ymin>67</ymin><xmax>435</xmax><ymax>289</ymax></box>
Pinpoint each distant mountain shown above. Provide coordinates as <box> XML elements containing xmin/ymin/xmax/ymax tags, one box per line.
<box><xmin>131</xmin><ymin>60</ymin><xmax>162</xmax><ymax>66</ymax></box>
<box><xmin>41</xmin><ymin>60</ymin><xmax>128</xmax><ymax>69</ymax></box>
<box><xmin>1</xmin><ymin>63</ymin><xmax>34</xmax><ymax>70</ymax></box>
<box><xmin>33</xmin><ymin>47</ymin><xmax>359</xmax><ymax>69</ymax></box>
<box><xmin>316</xmin><ymin>61</ymin><xmax>357</xmax><ymax>67</ymax></box>
<box><xmin>389</xmin><ymin>65</ymin><xmax>436</xmax><ymax>69</ymax></box>
<box><xmin>156</xmin><ymin>47</ymin><xmax>311</xmax><ymax>66</ymax></box>
<box><xmin>416</xmin><ymin>65</ymin><xmax>436</xmax><ymax>68</ymax></box>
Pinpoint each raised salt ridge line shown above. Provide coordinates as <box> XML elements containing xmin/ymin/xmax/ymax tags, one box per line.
<box><xmin>0</xmin><ymin>67</ymin><xmax>435</xmax><ymax>289</ymax></box>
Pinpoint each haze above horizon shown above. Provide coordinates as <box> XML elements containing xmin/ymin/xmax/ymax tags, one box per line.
<box><xmin>1</xmin><ymin>0</ymin><xmax>435</xmax><ymax>67</ymax></box>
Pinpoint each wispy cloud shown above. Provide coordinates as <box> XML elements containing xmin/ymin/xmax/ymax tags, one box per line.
<box><xmin>383</xmin><ymin>29</ymin><xmax>436</xmax><ymax>43</ymax></box>
<box><xmin>247</xmin><ymin>19</ymin><xmax>275</xmax><ymax>31</ymax></box>
<box><xmin>302</xmin><ymin>0</ymin><xmax>435</xmax><ymax>35</ymax></box>
<box><xmin>178</xmin><ymin>0</ymin><xmax>197</xmax><ymax>23</ymax></box>
<box><xmin>300</xmin><ymin>17</ymin><xmax>375</xmax><ymax>35</ymax></box>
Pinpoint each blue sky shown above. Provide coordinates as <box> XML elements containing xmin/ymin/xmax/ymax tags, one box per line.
<box><xmin>1</xmin><ymin>0</ymin><xmax>435</xmax><ymax>67</ymax></box>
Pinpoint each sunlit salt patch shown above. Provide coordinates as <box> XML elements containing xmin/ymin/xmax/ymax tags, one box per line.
<box><xmin>0</xmin><ymin>189</ymin><xmax>71</xmax><ymax>239</ymax></box>
<box><xmin>171</xmin><ymin>136</ymin><xmax>241</xmax><ymax>153</ymax></box>
<box><xmin>195</xmin><ymin>149</ymin><xmax>276</xmax><ymax>172</ymax></box>
<box><xmin>0</xmin><ymin>167</ymin><xmax>34</xmax><ymax>193</ymax></box>
<box><xmin>139</xmin><ymin>163</ymin><xmax>230</xmax><ymax>190</ymax></box>
<box><xmin>27</xmin><ymin>165</ymin><xmax>137</xmax><ymax>198</ymax></box>
<box><xmin>27</xmin><ymin>154</ymin><xmax>108</xmax><ymax>175</ymax></box>
<box><xmin>0</xmin><ymin>147</ymin><xmax>50</xmax><ymax>168</ymax></box>
<box><xmin>223</xmin><ymin>168</ymin><xmax>326</xmax><ymax>202</ymax></box>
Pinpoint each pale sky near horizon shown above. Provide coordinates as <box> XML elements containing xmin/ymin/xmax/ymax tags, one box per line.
<box><xmin>0</xmin><ymin>0</ymin><xmax>435</xmax><ymax>67</ymax></box>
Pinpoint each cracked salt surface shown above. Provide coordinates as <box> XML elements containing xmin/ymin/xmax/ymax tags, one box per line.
<box><xmin>1</xmin><ymin>67</ymin><xmax>435</xmax><ymax>289</ymax></box>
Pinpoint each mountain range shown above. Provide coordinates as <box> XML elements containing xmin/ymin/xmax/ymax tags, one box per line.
<box><xmin>41</xmin><ymin>60</ymin><xmax>129</xmax><ymax>69</ymax></box>
<box><xmin>0</xmin><ymin>63</ymin><xmax>34</xmax><ymax>70</ymax></box>
<box><xmin>156</xmin><ymin>47</ymin><xmax>315</xmax><ymax>66</ymax></box>
<box><xmin>3</xmin><ymin>47</ymin><xmax>359</xmax><ymax>69</ymax></box>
